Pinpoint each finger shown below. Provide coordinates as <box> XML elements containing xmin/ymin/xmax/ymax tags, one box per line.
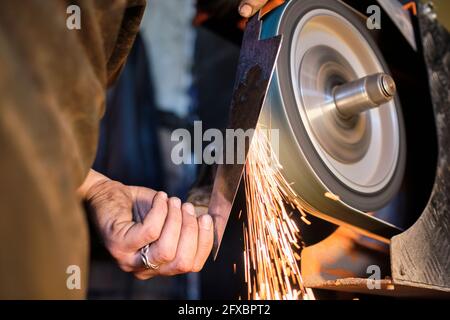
<box><xmin>158</xmin><ymin>202</ymin><xmax>199</xmax><ymax>275</ymax></box>
<box><xmin>131</xmin><ymin>244</ymin><xmax>163</xmax><ymax>279</ymax></box>
<box><xmin>239</xmin><ymin>0</ymin><xmax>269</xmax><ymax>18</ymax></box>
<box><xmin>122</xmin><ymin>191</ymin><xmax>168</xmax><ymax>251</ymax></box>
<box><xmin>209</xmin><ymin>201</ymin><xmax>230</xmax><ymax>256</ymax></box>
<box><xmin>117</xmin><ymin>249</ymin><xmax>154</xmax><ymax>274</ymax></box>
<box><xmin>192</xmin><ymin>214</ymin><xmax>214</xmax><ymax>272</ymax></box>
<box><xmin>146</xmin><ymin>197</ymin><xmax>183</xmax><ymax>265</ymax></box>
<box><xmin>132</xmin><ymin>213</ymin><xmax>213</xmax><ymax>277</ymax></box>
<box><xmin>134</xmin><ymin>269</ymin><xmax>157</xmax><ymax>281</ymax></box>
<box><xmin>131</xmin><ymin>186</ymin><xmax>158</xmax><ymax>221</ymax></box>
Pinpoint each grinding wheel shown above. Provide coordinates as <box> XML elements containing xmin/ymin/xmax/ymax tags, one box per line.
<box><xmin>208</xmin><ymin>0</ymin><xmax>408</xmax><ymax>254</ymax></box>
<box><xmin>257</xmin><ymin>0</ymin><xmax>406</xmax><ymax>239</ymax></box>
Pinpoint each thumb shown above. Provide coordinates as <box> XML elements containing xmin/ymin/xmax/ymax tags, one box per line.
<box><xmin>238</xmin><ymin>0</ymin><xmax>269</xmax><ymax>18</ymax></box>
<box><xmin>121</xmin><ymin>191</ymin><xmax>169</xmax><ymax>251</ymax></box>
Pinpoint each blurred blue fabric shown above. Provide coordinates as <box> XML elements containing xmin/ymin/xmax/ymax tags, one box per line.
<box><xmin>93</xmin><ymin>34</ymin><xmax>163</xmax><ymax>190</ymax></box>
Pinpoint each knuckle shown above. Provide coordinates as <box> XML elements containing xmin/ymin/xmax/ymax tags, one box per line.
<box><xmin>171</xmin><ymin>206</ymin><xmax>183</xmax><ymax>218</ymax></box>
<box><xmin>173</xmin><ymin>215</ymin><xmax>183</xmax><ymax>228</ymax></box>
<box><xmin>107</xmin><ymin>243</ymin><xmax>124</xmax><ymax>260</ymax></box>
<box><xmin>182</xmin><ymin>219</ymin><xmax>198</xmax><ymax>233</ymax></box>
<box><xmin>173</xmin><ymin>259</ymin><xmax>194</xmax><ymax>274</ymax></box>
<box><xmin>118</xmin><ymin>264</ymin><xmax>133</xmax><ymax>273</ymax></box>
<box><xmin>156</xmin><ymin>191</ymin><xmax>168</xmax><ymax>199</ymax></box>
<box><xmin>168</xmin><ymin>205</ymin><xmax>182</xmax><ymax>215</ymax></box>
<box><xmin>191</xmin><ymin>262</ymin><xmax>205</xmax><ymax>273</ymax></box>
<box><xmin>144</xmin><ymin>224</ymin><xmax>161</xmax><ymax>243</ymax></box>
<box><xmin>154</xmin><ymin>246</ymin><xmax>176</xmax><ymax>263</ymax></box>
<box><xmin>149</xmin><ymin>201</ymin><xmax>164</xmax><ymax>213</ymax></box>
<box><xmin>134</xmin><ymin>272</ymin><xmax>151</xmax><ymax>281</ymax></box>
<box><xmin>152</xmin><ymin>197</ymin><xmax>168</xmax><ymax>212</ymax></box>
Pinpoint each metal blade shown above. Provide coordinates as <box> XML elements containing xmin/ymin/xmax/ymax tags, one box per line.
<box><xmin>208</xmin><ymin>15</ymin><xmax>282</xmax><ymax>258</ymax></box>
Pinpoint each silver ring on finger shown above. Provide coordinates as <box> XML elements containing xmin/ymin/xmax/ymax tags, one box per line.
<box><xmin>140</xmin><ymin>244</ymin><xmax>160</xmax><ymax>270</ymax></box>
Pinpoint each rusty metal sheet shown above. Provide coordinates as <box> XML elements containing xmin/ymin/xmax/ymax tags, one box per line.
<box><xmin>207</xmin><ymin>15</ymin><xmax>282</xmax><ymax>257</ymax></box>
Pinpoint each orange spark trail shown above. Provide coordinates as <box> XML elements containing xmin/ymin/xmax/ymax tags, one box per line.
<box><xmin>244</xmin><ymin>127</ymin><xmax>313</xmax><ymax>300</ymax></box>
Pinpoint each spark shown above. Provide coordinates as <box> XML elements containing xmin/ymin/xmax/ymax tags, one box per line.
<box><xmin>243</xmin><ymin>127</ymin><xmax>314</xmax><ymax>300</ymax></box>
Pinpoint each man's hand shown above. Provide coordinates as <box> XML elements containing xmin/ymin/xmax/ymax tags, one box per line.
<box><xmin>238</xmin><ymin>0</ymin><xmax>270</xmax><ymax>18</ymax></box>
<box><xmin>81</xmin><ymin>170</ymin><xmax>214</xmax><ymax>279</ymax></box>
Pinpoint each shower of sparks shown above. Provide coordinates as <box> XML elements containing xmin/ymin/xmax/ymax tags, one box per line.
<box><xmin>244</xmin><ymin>127</ymin><xmax>313</xmax><ymax>300</ymax></box>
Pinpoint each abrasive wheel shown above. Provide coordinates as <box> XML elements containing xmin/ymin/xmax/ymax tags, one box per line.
<box><xmin>258</xmin><ymin>0</ymin><xmax>406</xmax><ymax>241</ymax></box>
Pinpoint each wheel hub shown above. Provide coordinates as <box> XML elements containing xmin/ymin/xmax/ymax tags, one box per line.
<box><xmin>290</xmin><ymin>9</ymin><xmax>401</xmax><ymax>195</ymax></box>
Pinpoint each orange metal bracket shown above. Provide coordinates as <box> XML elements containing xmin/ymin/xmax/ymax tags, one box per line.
<box><xmin>403</xmin><ymin>1</ymin><xmax>417</xmax><ymax>16</ymax></box>
<box><xmin>259</xmin><ymin>0</ymin><xmax>286</xmax><ymax>18</ymax></box>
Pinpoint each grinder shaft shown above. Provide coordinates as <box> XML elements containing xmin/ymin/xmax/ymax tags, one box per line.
<box><xmin>333</xmin><ymin>73</ymin><xmax>396</xmax><ymax>118</ymax></box>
